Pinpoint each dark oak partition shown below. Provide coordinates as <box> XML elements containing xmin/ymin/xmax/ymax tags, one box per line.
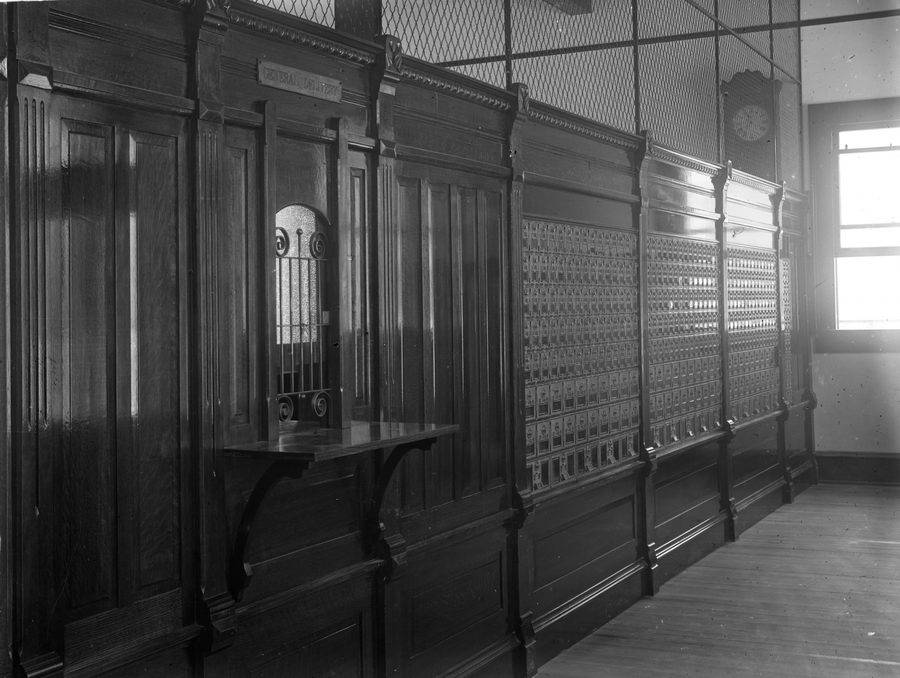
<box><xmin>1</xmin><ymin>2</ymin><xmax>814</xmax><ymax>677</ymax></box>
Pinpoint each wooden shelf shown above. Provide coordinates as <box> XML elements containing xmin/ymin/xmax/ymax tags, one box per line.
<box><xmin>223</xmin><ymin>421</ymin><xmax>459</xmax><ymax>462</ymax></box>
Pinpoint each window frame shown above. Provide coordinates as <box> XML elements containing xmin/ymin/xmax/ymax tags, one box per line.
<box><xmin>809</xmin><ymin>97</ymin><xmax>900</xmax><ymax>352</ymax></box>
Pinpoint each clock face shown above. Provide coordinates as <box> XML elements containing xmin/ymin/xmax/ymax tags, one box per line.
<box><xmin>731</xmin><ymin>104</ymin><xmax>771</xmax><ymax>142</ymax></box>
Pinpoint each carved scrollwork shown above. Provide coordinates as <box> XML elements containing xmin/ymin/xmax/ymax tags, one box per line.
<box><xmin>308</xmin><ymin>231</ymin><xmax>326</xmax><ymax>259</ymax></box>
<box><xmin>311</xmin><ymin>390</ymin><xmax>329</xmax><ymax>419</ymax></box>
<box><xmin>277</xmin><ymin>395</ymin><xmax>294</xmax><ymax>423</ymax></box>
<box><xmin>275</xmin><ymin>227</ymin><xmax>290</xmax><ymax>257</ymax></box>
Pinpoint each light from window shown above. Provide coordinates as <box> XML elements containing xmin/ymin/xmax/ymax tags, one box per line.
<box><xmin>836</xmin><ymin>256</ymin><xmax>900</xmax><ymax>329</ymax></box>
<box><xmin>834</xmin><ymin>126</ymin><xmax>900</xmax><ymax>330</ymax></box>
<box><xmin>838</xmin><ymin>150</ymin><xmax>900</xmax><ymax>226</ymax></box>
<box><xmin>275</xmin><ymin>204</ymin><xmax>328</xmax><ymax>422</ymax></box>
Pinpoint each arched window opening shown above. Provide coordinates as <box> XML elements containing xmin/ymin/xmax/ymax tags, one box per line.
<box><xmin>275</xmin><ymin>204</ymin><xmax>330</xmax><ymax>425</ymax></box>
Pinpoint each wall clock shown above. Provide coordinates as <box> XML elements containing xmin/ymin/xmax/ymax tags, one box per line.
<box><xmin>723</xmin><ymin>70</ymin><xmax>781</xmax><ymax>181</ymax></box>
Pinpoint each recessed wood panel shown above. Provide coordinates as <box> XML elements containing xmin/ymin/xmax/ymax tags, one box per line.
<box><xmin>534</xmin><ymin>493</ymin><xmax>635</xmax><ymax>589</ymax></box>
<box><xmin>60</xmin><ymin>117</ymin><xmax>116</xmax><ymax>614</ymax></box>
<box><xmin>222</xmin><ymin>125</ymin><xmax>260</xmax><ymax>444</ymax></box>
<box><xmin>127</xmin><ymin>130</ymin><xmax>181</xmax><ymax>593</ymax></box>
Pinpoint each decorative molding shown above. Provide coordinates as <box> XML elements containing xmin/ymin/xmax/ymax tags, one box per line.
<box><xmin>529</xmin><ymin>104</ymin><xmax>639</xmax><ymax>150</ymax></box>
<box><xmin>226</xmin><ymin>7</ymin><xmax>375</xmax><ymax>64</ymax></box>
<box><xmin>729</xmin><ymin>166</ymin><xmax>780</xmax><ymax>195</ymax></box>
<box><xmin>644</xmin><ymin>138</ymin><xmax>722</xmax><ymax>176</ymax></box>
<box><xmin>400</xmin><ymin>63</ymin><xmax>512</xmax><ymax>110</ymax></box>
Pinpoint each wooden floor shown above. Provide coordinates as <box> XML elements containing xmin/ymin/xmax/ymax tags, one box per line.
<box><xmin>537</xmin><ymin>484</ymin><xmax>900</xmax><ymax>677</ymax></box>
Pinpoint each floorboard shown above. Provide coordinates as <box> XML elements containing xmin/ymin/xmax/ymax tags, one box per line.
<box><xmin>537</xmin><ymin>484</ymin><xmax>900</xmax><ymax>677</ymax></box>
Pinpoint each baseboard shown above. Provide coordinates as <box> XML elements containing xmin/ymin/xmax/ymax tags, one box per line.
<box><xmin>532</xmin><ymin>562</ymin><xmax>645</xmax><ymax>668</ymax></box>
<box><xmin>734</xmin><ymin>478</ymin><xmax>786</xmax><ymax>536</ymax></box>
<box><xmin>816</xmin><ymin>451</ymin><xmax>900</xmax><ymax>485</ymax></box>
<box><xmin>446</xmin><ymin>634</ymin><xmax>519</xmax><ymax>678</ymax></box>
<box><xmin>655</xmin><ymin>513</ymin><xmax>728</xmax><ymax>586</ymax></box>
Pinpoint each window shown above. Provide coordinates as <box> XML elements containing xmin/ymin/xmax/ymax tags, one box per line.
<box><xmin>809</xmin><ymin>98</ymin><xmax>900</xmax><ymax>350</ymax></box>
<box><xmin>834</xmin><ymin>126</ymin><xmax>900</xmax><ymax>329</ymax></box>
<box><xmin>274</xmin><ymin>204</ymin><xmax>330</xmax><ymax>424</ymax></box>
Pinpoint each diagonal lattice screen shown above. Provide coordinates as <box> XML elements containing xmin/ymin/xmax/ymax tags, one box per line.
<box><xmin>247</xmin><ymin>0</ymin><xmax>335</xmax><ymax>26</ymax></box>
<box><xmin>639</xmin><ymin>37</ymin><xmax>718</xmax><ymax>161</ymax></box>
<box><xmin>510</xmin><ymin>0</ymin><xmax>634</xmax><ymax>131</ymax></box>
<box><xmin>383</xmin><ymin>0</ymin><xmax>506</xmax><ymax>87</ymax></box>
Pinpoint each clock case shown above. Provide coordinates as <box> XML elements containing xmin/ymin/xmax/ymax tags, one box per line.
<box><xmin>722</xmin><ymin>69</ymin><xmax>783</xmax><ymax>182</ymax></box>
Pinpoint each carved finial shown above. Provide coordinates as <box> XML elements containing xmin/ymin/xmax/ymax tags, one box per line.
<box><xmin>641</xmin><ymin>128</ymin><xmax>656</xmax><ymax>157</ymax></box>
<box><xmin>382</xmin><ymin>34</ymin><xmax>403</xmax><ymax>75</ymax></box>
<box><xmin>513</xmin><ymin>82</ymin><xmax>530</xmax><ymax>114</ymax></box>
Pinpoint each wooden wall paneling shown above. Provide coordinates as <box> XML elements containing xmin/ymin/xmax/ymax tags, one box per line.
<box><xmin>47</xmin><ymin>1</ymin><xmax>190</xmax><ymax>109</ymax></box>
<box><xmin>772</xmin><ymin>183</ymin><xmax>795</xmax><ymax>502</ymax></box>
<box><xmin>506</xmin><ymin>83</ymin><xmax>536</xmax><ymax>678</ymax></box>
<box><xmin>0</xmin><ymin>10</ymin><xmax>11</xmax><ymax>674</ymax></box>
<box><xmin>220</xmin><ymin>123</ymin><xmax>260</xmax><ymax>446</ymax></box>
<box><xmin>374</xmin><ymin>36</ymin><xmax>401</xmax><ymax>424</ymax></box>
<box><xmin>14</xmin><ymin>83</ymin><xmax>62</xmax><ymax>676</ymax></box>
<box><xmin>723</xmin><ymin>170</ymin><xmax>786</xmax><ymax>535</ymax></box>
<box><xmin>640</xmin><ymin>141</ymin><xmax>726</xmax><ymax>583</ymax></box>
<box><xmin>58</xmin><ymin>115</ymin><xmax>117</xmax><ymax>619</ymax></box>
<box><xmin>714</xmin><ymin>163</ymin><xmax>737</xmax><ymax>541</ymax></box>
<box><xmin>8</xmin><ymin>6</ymin><xmax>60</xmax><ymax>673</ymax></box>
<box><xmin>528</xmin><ymin>475</ymin><xmax>644</xmax><ymax>667</ymax></box>
<box><xmin>53</xmin><ymin>94</ymin><xmax>194</xmax><ymax>675</ymax></box>
<box><xmin>635</xmin><ymin>133</ymin><xmax>658</xmax><ymax>596</ymax></box>
<box><xmin>192</xmin><ymin>0</ymin><xmax>235</xmax><ymax>652</ymax></box>
<box><xmin>348</xmin><ymin>148</ymin><xmax>373</xmax><ymax>420</ymax></box>
<box><xmin>116</xmin><ymin>124</ymin><xmax>187</xmax><ymax>603</ymax></box>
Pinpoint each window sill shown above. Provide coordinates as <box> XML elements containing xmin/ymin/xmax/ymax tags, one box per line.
<box><xmin>814</xmin><ymin>329</ymin><xmax>900</xmax><ymax>353</ymax></box>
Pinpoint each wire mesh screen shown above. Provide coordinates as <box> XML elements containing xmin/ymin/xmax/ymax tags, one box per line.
<box><xmin>511</xmin><ymin>0</ymin><xmax>633</xmax><ymax>51</ymax></box>
<box><xmin>510</xmin><ymin>0</ymin><xmax>634</xmax><ymax>130</ymax></box>
<box><xmin>514</xmin><ymin>49</ymin><xmax>635</xmax><ymax>131</ymax></box>
<box><xmin>638</xmin><ymin>0</ymin><xmax>714</xmax><ymax>38</ymax></box>
<box><xmin>640</xmin><ymin>37</ymin><xmax>718</xmax><ymax>161</ymax></box>
<box><xmin>778</xmin><ymin>79</ymin><xmax>802</xmax><ymax>189</ymax></box>
<box><xmin>772</xmin><ymin>26</ymin><xmax>800</xmax><ymax>79</ymax></box>
<box><xmin>718</xmin><ymin>0</ymin><xmax>770</xmax><ymax>29</ymax></box>
<box><xmin>248</xmin><ymin>0</ymin><xmax>335</xmax><ymax>27</ymax></box>
<box><xmin>383</xmin><ymin>0</ymin><xmax>506</xmax><ymax>87</ymax></box>
<box><xmin>239</xmin><ymin>0</ymin><xmax>809</xmax><ymax>180</ymax></box>
<box><xmin>771</xmin><ymin>0</ymin><xmax>799</xmax><ymax>25</ymax></box>
<box><xmin>719</xmin><ymin>31</ymin><xmax>778</xmax><ymax>179</ymax></box>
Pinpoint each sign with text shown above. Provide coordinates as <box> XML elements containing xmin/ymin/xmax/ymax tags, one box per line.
<box><xmin>257</xmin><ymin>61</ymin><xmax>342</xmax><ymax>102</ymax></box>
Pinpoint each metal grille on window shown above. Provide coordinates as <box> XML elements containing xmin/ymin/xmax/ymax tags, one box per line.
<box><xmin>247</xmin><ymin>0</ymin><xmax>335</xmax><ymax>27</ymax></box>
<box><xmin>275</xmin><ymin>205</ymin><xmax>330</xmax><ymax>424</ymax></box>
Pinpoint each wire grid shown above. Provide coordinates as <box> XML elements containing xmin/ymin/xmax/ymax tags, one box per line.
<box><xmin>771</xmin><ymin>0</ymin><xmax>798</xmax><ymax>25</ymax></box>
<box><xmin>247</xmin><ymin>0</ymin><xmax>334</xmax><ymax>26</ymax></box>
<box><xmin>382</xmin><ymin>0</ymin><xmax>505</xmax><ymax>65</ymax></box>
<box><xmin>772</xmin><ymin>26</ymin><xmax>799</xmax><ymax>78</ymax></box>
<box><xmin>511</xmin><ymin>0</ymin><xmax>632</xmax><ymax>53</ymax></box>
<box><xmin>451</xmin><ymin>61</ymin><xmax>507</xmax><ymax>89</ymax></box>
<box><xmin>514</xmin><ymin>48</ymin><xmax>635</xmax><ymax>132</ymax></box>
<box><xmin>720</xmin><ymin>32</ymin><xmax>775</xmax><ymax>178</ymax></box>
<box><xmin>778</xmin><ymin>79</ymin><xmax>801</xmax><ymax>189</ymax></box>
<box><xmin>638</xmin><ymin>0</ymin><xmax>714</xmax><ymax>39</ymax></box>
<box><xmin>718</xmin><ymin>0</ymin><xmax>770</xmax><ymax>29</ymax></box>
<box><xmin>639</xmin><ymin>37</ymin><xmax>718</xmax><ymax>162</ymax></box>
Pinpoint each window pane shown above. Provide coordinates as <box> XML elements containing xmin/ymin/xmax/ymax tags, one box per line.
<box><xmin>839</xmin><ymin>127</ymin><xmax>900</xmax><ymax>150</ymax></box>
<box><xmin>840</xmin><ymin>226</ymin><xmax>900</xmax><ymax>248</ymax></box>
<box><xmin>836</xmin><ymin>256</ymin><xmax>900</xmax><ymax>329</ymax></box>
<box><xmin>839</xmin><ymin>150</ymin><xmax>900</xmax><ymax>225</ymax></box>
